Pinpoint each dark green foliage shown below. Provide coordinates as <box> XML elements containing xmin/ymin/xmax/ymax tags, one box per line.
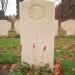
<box><xmin>9</xmin><ymin>62</ymin><xmax>30</xmax><ymax>75</ymax></box>
<box><xmin>42</xmin><ymin>64</ymin><xmax>52</xmax><ymax>75</ymax></box>
<box><xmin>9</xmin><ymin>63</ymin><xmax>52</xmax><ymax>75</ymax></box>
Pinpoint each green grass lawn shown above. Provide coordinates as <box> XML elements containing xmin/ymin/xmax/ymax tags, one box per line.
<box><xmin>0</xmin><ymin>37</ymin><xmax>21</xmax><ymax>64</ymax></box>
<box><xmin>54</xmin><ymin>35</ymin><xmax>75</xmax><ymax>75</ymax></box>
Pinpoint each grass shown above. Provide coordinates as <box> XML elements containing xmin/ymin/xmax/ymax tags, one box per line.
<box><xmin>54</xmin><ymin>35</ymin><xmax>75</xmax><ymax>75</ymax></box>
<box><xmin>0</xmin><ymin>37</ymin><xmax>20</xmax><ymax>64</ymax></box>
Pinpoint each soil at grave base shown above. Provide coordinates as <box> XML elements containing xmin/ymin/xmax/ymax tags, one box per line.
<box><xmin>0</xmin><ymin>64</ymin><xmax>17</xmax><ymax>70</ymax></box>
<box><xmin>0</xmin><ymin>64</ymin><xmax>17</xmax><ymax>72</ymax></box>
<box><xmin>0</xmin><ymin>64</ymin><xmax>17</xmax><ymax>75</ymax></box>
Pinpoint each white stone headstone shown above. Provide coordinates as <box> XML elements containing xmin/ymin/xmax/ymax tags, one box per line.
<box><xmin>20</xmin><ymin>0</ymin><xmax>58</xmax><ymax>69</ymax></box>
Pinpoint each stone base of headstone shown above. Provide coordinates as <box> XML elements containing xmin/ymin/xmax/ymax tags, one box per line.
<box><xmin>57</xmin><ymin>27</ymin><xmax>66</xmax><ymax>37</ymax></box>
<box><xmin>8</xmin><ymin>30</ymin><xmax>17</xmax><ymax>38</ymax></box>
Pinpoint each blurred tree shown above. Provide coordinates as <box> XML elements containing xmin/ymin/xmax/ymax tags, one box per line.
<box><xmin>55</xmin><ymin>0</ymin><xmax>75</xmax><ymax>33</ymax></box>
<box><xmin>0</xmin><ymin>0</ymin><xmax>23</xmax><ymax>20</ymax></box>
<box><xmin>55</xmin><ymin>0</ymin><xmax>75</xmax><ymax>21</ymax></box>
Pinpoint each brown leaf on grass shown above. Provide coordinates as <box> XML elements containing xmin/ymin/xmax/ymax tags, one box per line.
<box><xmin>68</xmin><ymin>57</ymin><xmax>74</xmax><ymax>62</ymax></box>
<box><xmin>10</xmin><ymin>64</ymin><xmax>17</xmax><ymax>69</ymax></box>
<box><xmin>73</xmin><ymin>48</ymin><xmax>75</xmax><ymax>51</ymax></box>
<box><xmin>63</xmin><ymin>45</ymin><xmax>68</xmax><ymax>49</ymax></box>
<box><xmin>63</xmin><ymin>54</ymin><xmax>68</xmax><ymax>59</ymax></box>
<box><xmin>0</xmin><ymin>47</ymin><xmax>4</xmax><ymax>50</ymax></box>
<box><xmin>2</xmin><ymin>64</ymin><xmax>10</xmax><ymax>70</ymax></box>
<box><xmin>72</xmin><ymin>41</ymin><xmax>75</xmax><ymax>45</ymax></box>
<box><xmin>54</xmin><ymin>48</ymin><xmax>58</xmax><ymax>51</ymax></box>
<box><xmin>63</xmin><ymin>44</ymin><xmax>71</xmax><ymax>49</ymax></box>
<box><xmin>68</xmin><ymin>50</ymin><xmax>74</xmax><ymax>54</ymax></box>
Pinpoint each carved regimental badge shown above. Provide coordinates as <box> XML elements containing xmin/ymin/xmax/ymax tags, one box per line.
<box><xmin>29</xmin><ymin>4</ymin><xmax>45</xmax><ymax>20</ymax></box>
